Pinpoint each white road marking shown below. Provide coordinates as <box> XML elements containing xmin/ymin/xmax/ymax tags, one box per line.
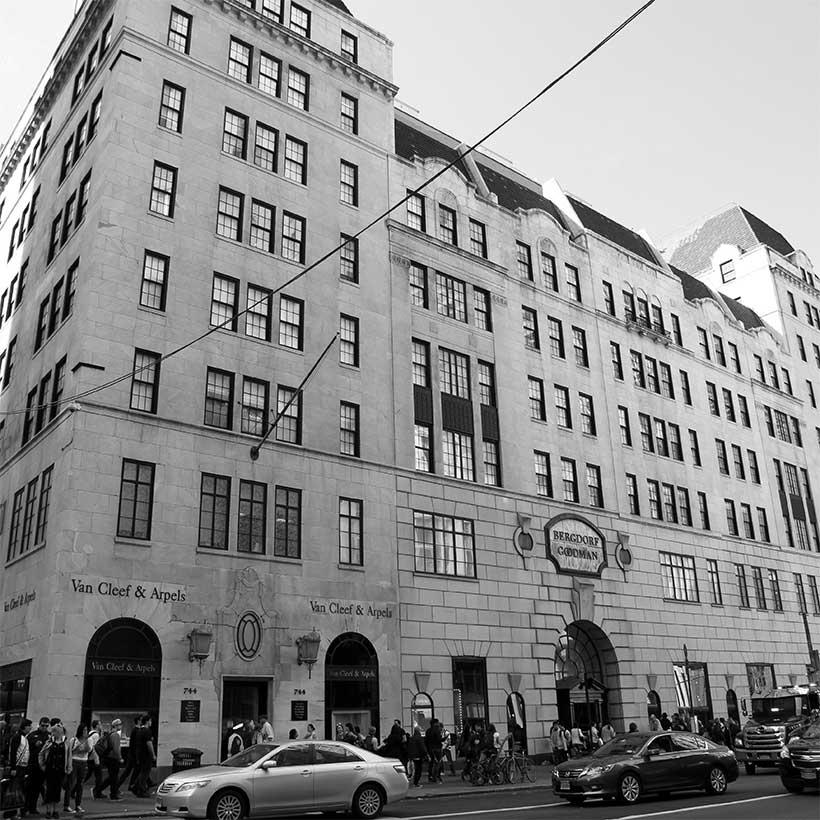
<box><xmin>392</xmin><ymin>801</ymin><xmax>564</xmax><ymax>819</ymax></box>
<box><xmin>608</xmin><ymin>791</ymin><xmax>792</xmax><ymax>820</ymax></box>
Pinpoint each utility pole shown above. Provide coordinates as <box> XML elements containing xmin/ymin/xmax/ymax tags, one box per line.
<box><xmin>683</xmin><ymin>644</ymin><xmax>695</xmax><ymax>733</ymax></box>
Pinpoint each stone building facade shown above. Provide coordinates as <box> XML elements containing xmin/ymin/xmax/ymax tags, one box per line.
<box><xmin>0</xmin><ymin>0</ymin><xmax>817</xmax><ymax>766</ymax></box>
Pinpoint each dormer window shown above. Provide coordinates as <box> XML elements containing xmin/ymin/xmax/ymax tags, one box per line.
<box><xmin>341</xmin><ymin>30</ymin><xmax>358</xmax><ymax>63</ymax></box>
<box><xmin>719</xmin><ymin>259</ymin><xmax>735</xmax><ymax>283</ymax></box>
<box><xmin>290</xmin><ymin>3</ymin><xmax>311</xmax><ymax>38</ymax></box>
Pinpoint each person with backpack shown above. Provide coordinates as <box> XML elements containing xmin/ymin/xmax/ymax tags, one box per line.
<box><xmin>225</xmin><ymin>725</ymin><xmax>244</xmax><ymax>760</ymax></box>
<box><xmin>93</xmin><ymin>720</ymin><xmax>123</xmax><ymax>801</ymax></box>
<box><xmin>406</xmin><ymin>727</ymin><xmax>427</xmax><ymax>788</ymax></box>
<box><xmin>38</xmin><ymin>724</ymin><xmax>69</xmax><ymax>819</ymax></box>
<box><xmin>424</xmin><ymin>719</ymin><xmax>443</xmax><ymax>783</ymax></box>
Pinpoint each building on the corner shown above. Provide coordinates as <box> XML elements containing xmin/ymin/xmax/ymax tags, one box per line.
<box><xmin>0</xmin><ymin>0</ymin><xmax>817</xmax><ymax>767</ymax></box>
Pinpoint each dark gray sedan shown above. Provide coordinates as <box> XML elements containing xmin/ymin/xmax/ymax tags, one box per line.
<box><xmin>553</xmin><ymin>731</ymin><xmax>738</xmax><ymax>805</ymax></box>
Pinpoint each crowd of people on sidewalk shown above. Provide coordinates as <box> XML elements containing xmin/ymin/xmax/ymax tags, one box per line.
<box><xmin>1</xmin><ymin>715</ymin><xmax>156</xmax><ymax>819</ymax></box>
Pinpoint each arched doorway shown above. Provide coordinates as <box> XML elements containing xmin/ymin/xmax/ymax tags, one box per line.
<box><xmin>324</xmin><ymin>633</ymin><xmax>379</xmax><ymax>739</ymax></box>
<box><xmin>726</xmin><ymin>689</ymin><xmax>739</xmax><ymax>724</ymax></box>
<box><xmin>647</xmin><ymin>690</ymin><xmax>661</xmax><ymax>720</ymax></box>
<box><xmin>506</xmin><ymin>692</ymin><xmax>528</xmax><ymax>754</ymax></box>
<box><xmin>81</xmin><ymin>618</ymin><xmax>162</xmax><ymax>746</ymax></box>
<box><xmin>554</xmin><ymin>621</ymin><xmax>620</xmax><ymax>731</ymax></box>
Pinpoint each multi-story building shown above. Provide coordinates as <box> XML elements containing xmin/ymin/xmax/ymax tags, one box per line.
<box><xmin>0</xmin><ymin>0</ymin><xmax>817</xmax><ymax>766</ymax></box>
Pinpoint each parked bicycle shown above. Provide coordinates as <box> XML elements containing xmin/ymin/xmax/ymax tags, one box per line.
<box><xmin>469</xmin><ymin>753</ymin><xmax>505</xmax><ymax>786</ymax></box>
<box><xmin>502</xmin><ymin>750</ymin><xmax>535</xmax><ymax>784</ymax></box>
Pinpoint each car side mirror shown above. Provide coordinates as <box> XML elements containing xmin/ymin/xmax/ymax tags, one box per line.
<box><xmin>261</xmin><ymin>760</ymin><xmax>278</xmax><ymax>770</ymax></box>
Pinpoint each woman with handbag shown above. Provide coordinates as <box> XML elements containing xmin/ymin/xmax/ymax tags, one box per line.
<box><xmin>38</xmin><ymin>725</ymin><xmax>68</xmax><ymax>820</ymax></box>
<box><xmin>64</xmin><ymin>726</ymin><xmax>91</xmax><ymax>815</ymax></box>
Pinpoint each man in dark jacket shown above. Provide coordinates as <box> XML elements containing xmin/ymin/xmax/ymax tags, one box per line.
<box><xmin>132</xmin><ymin>716</ymin><xmax>156</xmax><ymax>797</ymax></box>
<box><xmin>118</xmin><ymin>716</ymin><xmax>142</xmax><ymax>793</ymax></box>
<box><xmin>25</xmin><ymin>717</ymin><xmax>51</xmax><ymax>814</ymax></box>
<box><xmin>424</xmin><ymin>719</ymin><xmax>443</xmax><ymax>783</ymax></box>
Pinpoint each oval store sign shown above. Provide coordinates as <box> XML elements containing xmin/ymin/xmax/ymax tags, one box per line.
<box><xmin>544</xmin><ymin>514</ymin><xmax>607</xmax><ymax>577</ymax></box>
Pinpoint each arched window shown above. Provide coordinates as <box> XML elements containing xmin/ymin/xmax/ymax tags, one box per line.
<box><xmin>324</xmin><ymin>632</ymin><xmax>379</xmax><ymax>740</ymax></box>
<box><xmin>411</xmin><ymin>692</ymin><xmax>434</xmax><ymax>732</ymax></box>
<box><xmin>647</xmin><ymin>690</ymin><xmax>661</xmax><ymax>719</ymax></box>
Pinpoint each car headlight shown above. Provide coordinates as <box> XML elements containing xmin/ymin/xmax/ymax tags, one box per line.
<box><xmin>175</xmin><ymin>781</ymin><xmax>211</xmax><ymax>792</ymax></box>
<box><xmin>733</xmin><ymin>737</ymin><xmax>744</xmax><ymax>747</ymax></box>
<box><xmin>582</xmin><ymin>764</ymin><xmax>615</xmax><ymax>778</ymax></box>
<box><xmin>779</xmin><ymin>746</ymin><xmax>790</xmax><ymax>759</ymax></box>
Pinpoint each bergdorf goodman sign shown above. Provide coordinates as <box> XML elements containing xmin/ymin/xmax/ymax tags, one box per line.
<box><xmin>544</xmin><ymin>514</ymin><xmax>607</xmax><ymax>577</ymax></box>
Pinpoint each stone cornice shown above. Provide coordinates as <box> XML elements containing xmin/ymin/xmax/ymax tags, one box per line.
<box><xmin>201</xmin><ymin>0</ymin><xmax>397</xmax><ymax>99</ymax></box>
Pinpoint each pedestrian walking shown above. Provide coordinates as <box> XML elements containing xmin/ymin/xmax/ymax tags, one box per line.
<box><xmin>25</xmin><ymin>717</ymin><xmax>51</xmax><ymax>815</ymax></box>
<box><xmin>659</xmin><ymin>712</ymin><xmax>671</xmax><ymax>730</ymax></box>
<box><xmin>64</xmin><ymin>725</ymin><xmax>90</xmax><ymax>814</ymax></box>
<box><xmin>116</xmin><ymin>717</ymin><xmax>140</xmax><ymax>795</ymax></box>
<box><xmin>648</xmin><ymin>714</ymin><xmax>662</xmax><ymax>731</ymax></box>
<box><xmin>378</xmin><ymin>723</ymin><xmax>406</xmax><ymax>767</ymax></box>
<box><xmin>38</xmin><ymin>724</ymin><xmax>68</xmax><ymax>819</ymax></box>
<box><xmin>550</xmin><ymin>722</ymin><xmax>566</xmax><ymax>764</ymax></box>
<box><xmin>83</xmin><ymin>721</ymin><xmax>102</xmax><ymax>799</ymax></box>
<box><xmin>406</xmin><ymin>728</ymin><xmax>427</xmax><ymax>788</ymax></box>
<box><xmin>424</xmin><ymin>719</ymin><xmax>443</xmax><ymax>783</ymax></box>
<box><xmin>95</xmin><ymin>719</ymin><xmax>123</xmax><ymax>801</ymax></box>
<box><xmin>569</xmin><ymin>724</ymin><xmax>585</xmax><ymax>758</ymax></box>
<box><xmin>439</xmin><ymin>725</ymin><xmax>456</xmax><ymax>776</ymax></box>
<box><xmin>6</xmin><ymin>719</ymin><xmax>31</xmax><ymax>820</ymax></box>
<box><xmin>132</xmin><ymin>716</ymin><xmax>155</xmax><ymax>798</ymax></box>
<box><xmin>258</xmin><ymin>715</ymin><xmax>274</xmax><ymax>743</ymax></box>
<box><xmin>601</xmin><ymin>721</ymin><xmax>616</xmax><ymax>743</ymax></box>
<box><xmin>363</xmin><ymin>727</ymin><xmax>379</xmax><ymax>753</ymax></box>
<box><xmin>303</xmin><ymin>724</ymin><xmax>317</xmax><ymax>741</ymax></box>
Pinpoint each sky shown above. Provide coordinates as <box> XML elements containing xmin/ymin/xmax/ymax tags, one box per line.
<box><xmin>1</xmin><ymin>0</ymin><xmax>818</xmax><ymax>262</ymax></box>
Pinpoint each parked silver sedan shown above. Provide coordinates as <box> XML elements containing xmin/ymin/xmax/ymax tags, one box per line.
<box><xmin>154</xmin><ymin>741</ymin><xmax>408</xmax><ymax>819</ymax></box>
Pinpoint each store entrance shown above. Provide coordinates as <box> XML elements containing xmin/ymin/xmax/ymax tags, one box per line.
<box><xmin>81</xmin><ymin>618</ymin><xmax>161</xmax><ymax>750</ymax></box>
<box><xmin>324</xmin><ymin>633</ymin><xmax>379</xmax><ymax>739</ymax></box>
<box><xmin>221</xmin><ymin>680</ymin><xmax>270</xmax><ymax>758</ymax></box>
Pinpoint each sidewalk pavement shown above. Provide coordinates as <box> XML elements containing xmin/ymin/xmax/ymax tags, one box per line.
<box><xmin>58</xmin><ymin>763</ymin><xmax>556</xmax><ymax>819</ymax></box>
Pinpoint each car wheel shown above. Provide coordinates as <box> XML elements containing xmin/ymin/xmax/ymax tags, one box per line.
<box><xmin>744</xmin><ymin>763</ymin><xmax>756</xmax><ymax>775</ymax></box>
<box><xmin>706</xmin><ymin>766</ymin><xmax>727</xmax><ymax>795</ymax></box>
<box><xmin>352</xmin><ymin>784</ymin><xmax>384</xmax><ymax>819</ymax></box>
<box><xmin>618</xmin><ymin>772</ymin><xmax>642</xmax><ymax>804</ymax></box>
<box><xmin>208</xmin><ymin>790</ymin><xmax>245</xmax><ymax>820</ymax></box>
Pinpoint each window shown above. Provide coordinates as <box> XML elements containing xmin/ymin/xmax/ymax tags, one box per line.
<box><xmin>407</xmin><ymin>193</ymin><xmax>425</xmax><ymax>232</ymax></box>
<box><xmin>235</xmin><ymin>480</ymin><xmax>268</xmax><ymax>556</ymax></box>
<box><xmin>715</xmin><ymin>439</ymin><xmax>729</xmax><ymax>475</ymax></box>
<box><xmin>413</xmin><ymin>511</ymin><xmax>475</xmax><ymax>577</ymax></box>
<box><xmin>19</xmin><ymin>479</ymin><xmax>39</xmax><ymax>556</ymax></box>
<box><xmin>339</xmin><ymin>314</ymin><xmax>359</xmax><ymax>367</ymax></box>
<box><xmin>340</xmin><ymin>29</ymin><xmax>358</xmax><ymax>62</ymax></box>
<box><xmin>140</xmin><ymin>251</ymin><xmax>168</xmax><ymax>311</ymax></box>
<box><xmin>7</xmin><ymin>489</ymin><xmax>24</xmax><ymax>561</ymax></box>
<box><xmin>558</xmin><ymin>458</ymin><xmax>577</xmax><ymax>502</ymax></box>
<box><xmin>274</xmin><ymin>487</ymin><xmax>301</xmax><ymax>558</ymax></box>
<box><xmin>436</xmin><ymin>272</ymin><xmax>467</xmax><ymax>322</ymax></box>
<box><xmin>340</xmin><ymin>93</ymin><xmax>358</xmax><ymax>134</ymax></box>
<box><xmin>698</xmin><ymin>492</ymin><xmax>710</xmax><ymax>530</ymax></box>
<box><xmin>688</xmin><ymin>429</ymin><xmax>701</xmax><ymax>466</ymax></box>
<box><xmin>554</xmin><ymin>385</ymin><xmax>572</xmax><ymax>429</ymax></box>
<box><xmin>339</xmin><ymin>498</ymin><xmax>362</xmax><ymax>565</ymax></box>
<box><xmin>645</xmin><ymin>357</ymin><xmax>659</xmax><ymax>393</ymax></box>
<box><xmin>477</xmin><ymin>361</ymin><xmax>495</xmax><ymax>407</ymax></box>
<box><xmin>610</xmin><ymin>407</ymin><xmax>630</xmax><ymax>449</ymax></box>
<box><xmin>276</xmin><ymin>386</ymin><xmax>302</xmax><ymax>444</ymax></box>
<box><xmin>670</xmin><ymin>314</ymin><xmax>682</xmax><ymax>346</ymax></box>
<box><xmin>586</xmin><ymin>464</ymin><xmax>603</xmax><ymax>508</ymax></box>
<box><xmin>522</xmin><ymin>307</ymin><xmax>540</xmax><ymax>350</ymax></box>
<box><xmin>159</xmin><ymin>81</ymin><xmax>184</xmax><ymax>132</ymax></box>
<box><xmin>735</xmin><ymin>564</ymin><xmax>750</xmax><ymax>608</ymax></box>
<box><xmin>707</xmin><ymin>560</ymin><xmax>723</xmax><ymax>605</ymax></box>
<box><xmin>548</xmin><ymin>317</ymin><xmax>564</xmax><ymax>358</ymax></box>
<box><xmin>222</xmin><ymin>109</ymin><xmax>248</xmax><ymax>159</ymax></box>
<box><xmin>740</xmin><ymin>503</ymin><xmax>755</xmax><ymax>539</ymax></box>
<box><xmin>50</xmin><ymin>356</ymin><xmax>65</xmax><ymax>420</ymax></box>
<box><xmin>210</xmin><ymin>274</ymin><xmax>239</xmax><ymax>330</ymax></box>
<box><xmin>660</xmin><ymin>552</ymin><xmax>699</xmax><ymax>602</ymax></box>
<box><xmin>469</xmin><ymin>220</ymin><xmax>487</xmax><ymax>258</ymax></box>
<box><xmin>752</xmin><ymin>566</ymin><xmax>767</xmax><ymax>609</ymax></box>
<box><xmin>602</xmin><ymin>280</ymin><xmax>615</xmax><ymax>315</ymax></box>
<box><xmin>72</xmin><ymin>66</ymin><xmax>86</xmax><ymax>103</ymax></box>
<box><xmin>249</xmin><ymin>200</ymin><xmax>275</xmax><ymax>252</ymax></box>
<box><xmin>516</xmin><ymin>242</ymin><xmax>533</xmax><ymax>280</ymax></box>
<box><xmin>62</xmin><ymin>194</ymin><xmax>77</xmax><ymax>245</ymax></box>
<box><xmin>409</xmin><ymin>263</ymin><xmax>428</xmax><ymax>308</ymax></box>
<box><xmin>290</xmin><ymin>3</ymin><xmax>311</xmax><ymax>37</ymax></box>
<box><xmin>542</xmin><ymin>252</ymin><xmax>558</xmax><ymax>291</ymax></box>
<box><xmin>757</xmin><ymin>508</ymin><xmax>770</xmax><ymax>542</ymax></box>
<box><xmin>706</xmin><ymin>382</ymin><xmax>719</xmax><ymax>416</ymax></box>
<box><xmin>579</xmin><ymin>393</ymin><xmax>596</xmax><ymax>435</ymax></box>
<box><xmin>339</xmin><ymin>234</ymin><xmax>358</xmax><ymax>283</ymax></box>
<box><xmin>415</xmin><ymin>424</ymin><xmax>433</xmax><ymax>472</ymax></box>
<box><xmin>728</xmin><ymin>342</ymin><xmax>741</xmax><ymax>373</ymax></box>
<box><xmin>414</xmin><ymin>339</ymin><xmax>433</xmax><ymax>386</ymax></box>
<box><xmin>240</xmin><ymin>377</ymin><xmax>268</xmax><ymax>436</ymax></box>
<box><xmin>439</xmin><ymin>348</ymin><xmax>470</xmax><ymax>399</ymax></box>
<box><xmin>473</xmin><ymin>287</ymin><xmax>492</xmax><ymax>331</ymax></box>
<box><xmin>659</xmin><ymin>363</ymin><xmax>675</xmax><ymax>398</ymax></box>
<box><xmin>768</xmin><ymin>570</ymin><xmax>783</xmax><ymax>611</ymax></box>
<box><xmin>565</xmin><ymin>264</ymin><xmax>581</xmax><ymax>301</ymax></box>
<box><xmin>647</xmin><ymin>479</ymin><xmax>661</xmax><ymax>519</ymax></box>
<box><xmin>721</xmin><ymin>388</ymin><xmax>735</xmax><ymax>422</ymax></box>
<box><xmin>74</xmin><ymin>172</ymin><xmax>91</xmax><ymax>226</ymax></box>
<box><xmin>130</xmin><ymin>350</ymin><xmax>160</xmax><ymax>413</ymax></box>
<box><xmin>678</xmin><ymin>487</ymin><xmax>692</xmax><ymax>525</ymax></box>
<box><xmin>572</xmin><ymin>327</ymin><xmax>588</xmax><ymax>367</ymax></box>
<box><xmin>228</xmin><ymin>38</ymin><xmax>253</xmax><ymax>83</ymax></box>
<box><xmin>281</xmin><ymin>212</ymin><xmax>306</xmax><ymax>263</ymax></box>
<box><xmin>669</xmin><ymin>423</ymin><xmax>683</xmax><ymax>460</ymax></box>
<box><xmin>168</xmin><ymin>7</ymin><xmax>192</xmax><ymax>53</ymax></box>
<box><xmin>737</xmin><ymin>394</ymin><xmax>750</xmax><ymax>427</ymax></box>
<box><xmin>438</xmin><ymin>204</ymin><xmax>457</xmax><ymax>245</ymax></box>
<box><xmin>622</xmin><ymin>290</ymin><xmax>636</xmax><ymax>320</ymax></box>
<box><xmin>283</xmin><ymin>136</ymin><xmax>307</xmax><ymax>184</ymax></box>
<box><xmin>528</xmin><ymin>377</ymin><xmax>546</xmax><ymax>421</ymax></box>
<box><xmin>340</xmin><ymin>401</ymin><xmax>360</xmax><ymax>457</ymax></box>
<box><xmin>442</xmin><ymin>431</ymin><xmax>474</xmax><ymax>480</ymax></box>
<box><xmin>713</xmin><ymin>335</ymin><xmax>726</xmax><ymax>367</ymax></box>
<box><xmin>534</xmin><ymin>452</ymin><xmax>552</xmax><ymax>497</ymax></box>
<box><xmin>626</xmin><ymin>473</ymin><xmax>640</xmax><ymax>514</ymax></box>
<box><xmin>60</xmin><ymin>138</ymin><xmax>74</xmax><ymax>183</ymax></box>
<box><xmin>245</xmin><ymin>285</ymin><xmax>271</xmax><ymax>341</ymax></box>
<box><xmin>117</xmin><ymin>459</ymin><xmax>155</xmax><ymax>540</ymax></box>
<box><xmin>611</xmin><ymin>342</ymin><xmax>623</xmax><ymax>380</ymax></box>
<box><xmin>34</xmin><ymin>466</ymin><xmax>53</xmax><ymax>546</ymax></box>
<box><xmin>261</xmin><ymin>0</ymin><xmax>283</xmax><ymax>23</ymax></box>
<box><xmin>724</xmin><ymin>499</ymin><xmax>738</xmax><ymax>536</ymax></box>
<box><xmin>719</xmin><ymin>259</ymin><xmax>735</xmax><ymax>282</ymax></box>
<box><xmin>697</xmin><ymin>327</ymin><xmax>710</xmax><ymax>360</ymax></box>
<box><xmin>482</xmin><ymin>440</ymin><xmax>500</xmax><ymax>487</ymax></box>
<box><xmin>339</xmin><ymin>160</ymin><xmax>358</xmax><ymax>206</ymax></box>
<box><xmin>662</xmin><ymin>483</ymin><xmax>677</xmax><ymax>522</ymax></box>
<box><xmin>287</xmin><ymin>67</ymin><xmax>310</xmax><ymax>110</ymax></box>
<box><xmin>796</xmin><ymin>574</ymin><xmax>808</xmax><ymax>613</ymax></box>
<box><xmin>216</xmin><ymin>187</ymin><xmax>244</xmax><ymax>241</ymax></box>
<box><xmin>638</xmin><ymin>414</ymin><xmax>653</xmax><ymax>453</ymax></box>
<box><xmin>278</xmin><ymin>296</ymin><xmax>303</xmax><ymax>349</ymax></box>
<box><xmin>149</xmin><ymin>162</ymin><xmax>176</xmax><ymax>217</ymax></box>
<box><xmin>258</xmin><ymin>52</ymin><xmax>281</xmax><ymax>97</ymax></box>
<box><xmin>810</xmin><ymin>577</ymin><xmax>820</xmax><ymax>614</ymax></box>
<box><xmin>630</xmin><ymin>351</ymin><xmax>645</xmax><ymax>388</ymax></box>
<box><xmin>204</xmin><ymin>368</ymin><xmax>234</xmax><ymax>429</ymax></box>
<box><xmin>199</xmin><ymin>474</ymin><xmax>230</xmax><ymax>550</ymax></box>
<box><xmin>746</xmin><ymin>450</ymin><xmax>760</xmax><ymax>483</ymax></box>
<box><xmin>679</xmin><ymin>370</ymin><xmax>692</xmax><ymax>405</ymax></box>
<box><xmin>73</xmin><ymin>115</ymin><xmax>89</xmax><ymax>163</ymax></box>
<box><xmin>252</xmin><ymin>123</ymin><xmax>279</xmax><ymax>173</ymax></box>
<box><xmin>731</xmin><ymin>444</ymin><xmax>745</xmax><ymax>479</ymax></box>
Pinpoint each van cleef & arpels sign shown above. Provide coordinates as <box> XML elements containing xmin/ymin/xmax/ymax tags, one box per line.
<box><xmin>544</xmin><ymin>514</ymin><xmax>607</xmax><ymax>577</ymax></box>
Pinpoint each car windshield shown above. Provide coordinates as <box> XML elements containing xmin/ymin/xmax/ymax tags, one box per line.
<box><xmin>220</xmin><ymin>744</ymin><xmax>278</xmax><ymax>767</ymax></box>
<box><xmin>752</xmin><ymin>697</ymin><xmax>799</xmax><ymax>724</ymax></box>
<box><xmin>592</xmin><ymin>735</ymin><xmax>650</xmax><ymax>758</ymax></box>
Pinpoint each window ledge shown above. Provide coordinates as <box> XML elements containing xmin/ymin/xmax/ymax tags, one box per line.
<box><xmin>158</xmin><ymin>126</ymin><xmax>184</xmax><ymax>139</ymax></box>
<box><xmin>113</xmin><ymin>536</ymin><xmax>151</xmax><ymax>547</ymax></box>
<box><xmin>147</xmin><ymin>211</ymin><xmax>175</xmax><ymax>223</ymax></box>
<box><xmin>412</xmin><ymin>571</ymin><xmax>479</xmax><ymax>585</ymax></box>
<box><xmin>338</xmin><ymin>563</ymin><xmax>365</xmax><ymax>572</ymax></box>
<box><xmin>5</xmin><ymin>542</ymin><xmax>46</xmax><ymax>568</ymax></box>
<box><xmin>195</xmin><ymin>547</ymin><xmax>302</xmax><ymax>564</ymax></box>
<box><xmin>661</xmin><ymin>598</ymin><xmax>701</xmax><ymax>606</ymax></box>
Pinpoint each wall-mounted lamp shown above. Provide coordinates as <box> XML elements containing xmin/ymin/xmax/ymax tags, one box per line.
<box><xmin>296</xmin><ymin>627</ymin><xmax>321</xmax><ymax>678</ymax></box>
<box><xmin>188</xmin><ymin>628</ymin><xmax>213</xmax><ymax>664</ymax></box>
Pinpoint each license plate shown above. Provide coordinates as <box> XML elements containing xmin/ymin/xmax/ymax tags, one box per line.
<box><xmin>559</xmin><ymin>781</ymin><xmax>570</xmax><ymax>791</ymax></box>
<box><xmin>801</xmin><ymin>771</ymin><xmax>817</xmax><ymax>781</ymax></box>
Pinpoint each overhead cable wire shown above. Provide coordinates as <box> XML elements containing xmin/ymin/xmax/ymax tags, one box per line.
<box><xmin>0</xmin><ymin>0</ymin><xmax>659</xmax><ymax>418</ymax></box>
